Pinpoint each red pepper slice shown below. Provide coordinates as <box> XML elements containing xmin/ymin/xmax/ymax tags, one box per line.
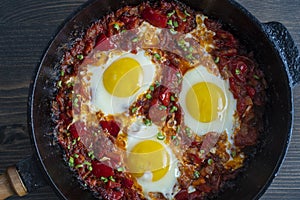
<box><xmin>246</xmin><ymin>86</ymin><xmax>256</xmax><ymax>98</ymax></box>
<box><xmin>91</xmin><ymin>161</ymin><xmax>114</xmax><ymax>178</ymax></box>
<box><xmin>122</xmin><ymin>178</ymin><xmax>133</xmax><ymax>188</ymax></box>
<box><xmin>100</xmin><ymin>120</ymin><xmax>120</xmax><ymax>137</ymax></box>
<box><xmin>141</xmin><ymin>7</ymin><xmax>168</xmax><ymax>28</ymax></box>
<box><xmin>95</xmin><ymin>34</ymin><xmax>115</xmax><ymax>51</ymax></box>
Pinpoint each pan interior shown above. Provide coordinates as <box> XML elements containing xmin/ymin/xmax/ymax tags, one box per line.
<box><xmin>29</xmin><ymin>0</ymin><xmax>293</xmax><ymax>199</ymax></box>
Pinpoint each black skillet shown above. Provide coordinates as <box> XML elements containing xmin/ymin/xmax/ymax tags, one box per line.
<box><xmin>0</xmin><ymin>0</ymin><xmax>299</xmax><ymax>199</ymax></box>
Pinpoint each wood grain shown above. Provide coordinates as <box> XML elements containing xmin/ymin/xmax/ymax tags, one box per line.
<box><xmin>0</xmin><ymin>0</ymin><xmax>299</xmax><ymax>199</ymax></box>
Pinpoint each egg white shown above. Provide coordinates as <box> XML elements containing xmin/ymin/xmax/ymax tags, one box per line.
<box><xmin>179</xmin><ymin>66</ymin><xmax>238</xmax><ymax>137</ymax></box>
<box><xmin>126</xmin><ymin>119</ymin><xmax>179</xmax><ymax>199</ymax></box>
<box><xmin>87</xmin><ymin>50</ymin><xmax>156</xmax><ymax>115</ymax></box>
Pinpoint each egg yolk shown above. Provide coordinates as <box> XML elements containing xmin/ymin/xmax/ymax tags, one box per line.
<box><xmin>127</xmin><ymin>140</ymin><xmax>170</xmax><ymax>181</ymax></box>
<box><xmin>186</xmin><ymin>82</ymin><xmax>226</xmax><ymax>123</ymax></box>
<box><xmin>103</xmin><ymin>57</ymin><xmax>143</xmax><ymax>97</ymax></box>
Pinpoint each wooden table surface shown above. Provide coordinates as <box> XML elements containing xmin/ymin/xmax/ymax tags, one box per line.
<box><xmin>0</xmin><ymin>0</ymin><xmax>299</xmax><ymax>199</ymax></box>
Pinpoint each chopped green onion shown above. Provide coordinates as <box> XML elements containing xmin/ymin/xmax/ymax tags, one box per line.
<box><xmin>167</xmin><ymin>10</ymin><xmax>175</xmax><ymax>17</ymax></box>
<box><xmin>77</xmin><ymin>137</ymin><xmax>81</xmax><ymax>141</ymax></box>
<box><xmin>113</xmin><ymin>23</ymin><xmax>120</xmax><ymax>30</ymax></box>
<box><xmin>144</xmin><ymin>118</ymin><xmax>152</xmax><ymax>126</ymax></box>
<box><xmin>121</xmin><ymin>29</ymin><xmax>126</xmax><ymax>33</ymax></box>
<box><xmin>101</xmin><ymin>177</ymin><xmax>108</xmax><ymax>183</ymax></box>
<box><xmin>131</xmin><ymin>107</ymin><xmax>138</xmax><ymax>114</ymax></box>
<box><xmin>117</xmin><ymin>167</ymin><xmax>125</xmax><ymax>172</ymax></box>
<box><xmin>145</xmin><ymin>93</ymin><xmax>152</xmax><ymax>99</ymax></box>
<box><xmin>72</xmin><ymin>139</ymin><xmax>77</xmax><ymax>145</ymax></box>
<box><xmin>149</xmin><ymin>85</ymin><xmax>155</xmax><ymax>91</ymax></box>
<box><xmin>182</xmin><ymin>18</ymin><xmax>187</xmax><ymax>22</ymax></box>
<box><xmin>170</xmin><ymin>106</ymin><xmax>178</xmax><ymax>113</ymax></box>
<box><xmin>88</xmin><ymin>151</ymin><xmax>94</xmax><ymax>158</ymax></box>
<box><xmin>159</xmin><ymin>105</ymin><xmax>167</xmax><ymax>110</ymax></box>
<box><xmin>154</xmin><ymin>53</ymin><xmax>161</xmax><ymax>60</ymax></box>
<box><xmin>69</xmin><ymin>157</ymin><xmax>74</xmax><ymax>167</ymax></box>
<box><xmin>155</xmin><ymin>81</ymin><xmax>161</xmax><ymax>87</ymax></box>
<box><xmin>83</xmin><ymin>161</ymin><xmax>92</xmax><ymax>166</ymax></box>
<box><xmin>184</xmin><ymin>10</ymin><xmax>191</xmax><ymax>17</ymax></box>
<box><xmin>60</xmin><ymin>70</ymin><xmax>65</xmax><ymax>77</ymax></box>
<box><xmin>194</xmin><ymin>171</ymin><xmax>200</xmax><ymax>179</ymax></box>
<box><xmin>235</xmin><ymin>69</ymin><xmax>241</xmax><ymax>75</ymax></box>
<box><xmin>214</xmin><ymin>57</ymin><xmax>220</xmax><ymax>64</ymax></box>
<box><xmin>253</xmin><ymin>74</ymin><xmax>260</xmax><ymax>80</ymax></box>
<box><xmin>200</xmin><ymin>149</ymin><xmax>205</xmax><ymax>154</ymax></box>
<box><xmin>74</xmin><ymin>154</ymin><xmax>79</xmax><ymax>158</ymax></box>
<box><xmin>167</xmin><ymin>20</ymin><xmax>173</xmax><ymax>26</ymax></box>
<box><xmin>109</xmin><ymin>176</ymin><xmax>115</xmax><ymax>182</ymax></box>
<box><xmin>189</xmin><ymin>46</ymin><xmax>194</xmax><ymax>52</ymax></box>
<box><xmin>170</xmin><ymin>96</ymin><xmax>176</xmax><ymax>101</ymax></box>
<box><xmin>231</xmin><ymin>150</ymin><xmax>237</xmax><ymax>158</ymax></box>
<box><xmin>75</xmin><ymin>164</ymin><xmax>84</xmax><ymax>169</ymax></box>
<box><xmin>171</xmin><ymin>135</ymin><xmax>177</xmax><ymax>140</ymax></box>
<box><xmin>176</xmin><ymin>126</ymin><xmax>181</xmax><ymax>134</ymax></box>
<box><xmin>186</xmin><ymin>53</ymin><xmax>194</xmax><ymax>60</ymax></box>
<box><xmin>88</xmin><ymin>166</ymin><xmax>93</xmax><ymax>171</ymax></box>
<box><xmin>132</xmin><ymin>37</ymin><xmax>138</xmax><ymax>42</ymax></box>
<box><xmin>77</xmin><ymin>54</ymin><xmax>84</xmax><ymax>60</ymax></box>
<box><xmin>157</xmin><ymin>132</ymin><xmax>165</xmax><ymax>140</ymax></box>
<box><xmin>67</xmin><ymin>144</ymin><xmax>71</xmax><ymax>150</ymax></box>
<box><xmin>173</xmin><ymin>21</ymin><xmax>179</xmax><ymax>28</ymax></box>
<box><xmin>170</xmin><ymin>28</ymin><xmax>177</xmax><ymax>34</ymax></box>
<box><xmin>207</xmin><ymin>158</ymin><xmax>213</xmax><ymax>165</ymax></box>
<box><xmin>57</xmin><ymin>80</ymin><xmax>62</xmax><ymax>88</ymax></box>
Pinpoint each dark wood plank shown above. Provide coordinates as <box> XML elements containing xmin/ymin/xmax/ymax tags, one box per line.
<box><xmin>0</xmin><ymin>0</ymin><xmax>299</xmax><ymax>199</ymax></box>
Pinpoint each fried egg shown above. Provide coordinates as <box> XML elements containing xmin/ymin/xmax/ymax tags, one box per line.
<box><xmin>88</xmin><ymin>50</ymin><xmax>156</xmax><ymax>115</ymax></box>
<box><xmin>126</xmin><ymin>119</ymin><xmax>179</xmax><ymax>199</ymax></box>
<box><xmin>179</xmin><ymin>66</ymin><xmax>238</xmax><ymax>136</ymax></box>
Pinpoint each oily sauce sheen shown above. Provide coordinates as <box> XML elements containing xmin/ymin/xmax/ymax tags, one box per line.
<box><xmin>52</xmin><ymin>1</ymin><xmax>267</xmax><ymax>199</ymax></box>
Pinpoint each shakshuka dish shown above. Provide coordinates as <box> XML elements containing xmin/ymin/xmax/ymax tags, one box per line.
<box><xmin>52</xmin><ymin>0</ymin><xmax>267</xmax><ymax>199</ymax></box>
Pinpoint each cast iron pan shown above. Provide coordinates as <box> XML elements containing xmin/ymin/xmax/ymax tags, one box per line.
<box><xmin>0</xmin><ymin>0</ymin><xmax>299</xmax><ymax>199</ymax></box>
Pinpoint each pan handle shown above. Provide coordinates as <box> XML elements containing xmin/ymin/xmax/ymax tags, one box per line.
<box><xmin>0</xmin><ymin>156</ymin><xmax>48</xmax><ymax>199</ymax></box>
<box><xmin>263</xmin><ymin>22</ymin><xmax>300</xmax><ymax>87</ymax></box>
<box><xmin>0</xmin><ymin>166</ymin><xmax>27</xmax><ymax>199</ymax></box>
